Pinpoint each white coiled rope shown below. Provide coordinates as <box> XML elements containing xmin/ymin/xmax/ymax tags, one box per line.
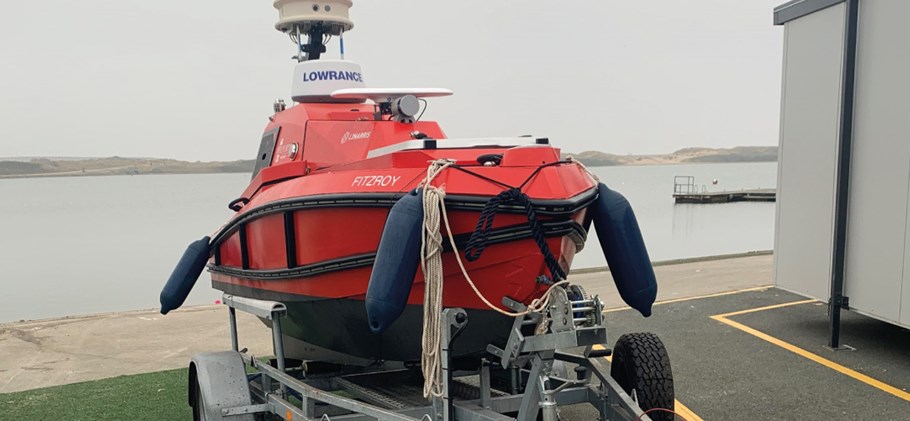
<box><xmin>419</xmin><ymin>160</ymin><xmax>450</xmax><ymax>398</ymax></box>
<box><xmin>419</xmin><ymin>159</ymin><xmax>571</xmax><ymax>398</ymax></box>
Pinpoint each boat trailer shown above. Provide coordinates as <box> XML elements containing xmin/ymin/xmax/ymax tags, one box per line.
<box><xmin>188</xmin><ymin>287</ymin><xmax>673</xmax><ymax>421</ymax></box>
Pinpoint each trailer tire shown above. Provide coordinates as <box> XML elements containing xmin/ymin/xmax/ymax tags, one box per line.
<box><xmin>610</xmin><ymin>333</ymin><xmax>674</xmax><ymax>421</ymax></box>
<box><xmin>191</xmin><ymin>374</ymin><xmax>209</xmax><ymax>421</ymax></box>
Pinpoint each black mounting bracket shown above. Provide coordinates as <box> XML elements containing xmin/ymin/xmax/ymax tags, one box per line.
<box><xmin>300</xmin><ymin>24</ymin><xmax>327</xmax><ymax>61</ymax></box>
<box><xmin>831</xmin><ymin>294</ymin><xmax>850</xmax><ymax>310</ymax></box>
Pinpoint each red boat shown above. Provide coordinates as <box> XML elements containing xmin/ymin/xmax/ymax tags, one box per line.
<box><xmin>160</xmin><ymin>0</ymin><xmax>657</xmax><ymax>365</ymax></box>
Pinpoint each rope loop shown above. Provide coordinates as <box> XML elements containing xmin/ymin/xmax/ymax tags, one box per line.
<box><xmin>464</xmin><ymin>188</ymin><xmax>519</xmax><ymax>261</ymax></box>
<box><xmin>464</xmin><ymin>188</ymin><xmax>567</xmax><ymax>281</ymax></box>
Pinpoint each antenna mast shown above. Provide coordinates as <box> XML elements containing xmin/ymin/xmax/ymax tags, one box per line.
<box><xmin>273</xmin><ymin>0</ymin><xmax>354</xmax><ymax>62</ymax></box>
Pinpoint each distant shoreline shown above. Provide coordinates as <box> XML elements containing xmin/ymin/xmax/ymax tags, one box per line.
<box><xmin>562</xmin><ymin>146</ymin><xmax>778</xmax><ymax>167</ymax></box>
<box><xmin>0</xmin><ymin>157</ymin><xmax>255</xmax><ymax>179</ymax></box>
<box><xmin>0</xmin><ymin>146</ymin><xmax>777</xmax><ymax>179</ymax></box>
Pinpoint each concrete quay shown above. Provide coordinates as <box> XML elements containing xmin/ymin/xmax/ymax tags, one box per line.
<box><xmin>0</xmin><ymin>253</ymin><xmax>772</xmax><ymax>394</ymax></box>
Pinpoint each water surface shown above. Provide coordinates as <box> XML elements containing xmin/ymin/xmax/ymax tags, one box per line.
<box><xmin>573</xmin><ymin>163</ymin><xmax>777</xmax><ymax>268</ymax></box>
<box><xmin>0</xmin><ymin>163</ymin><xmax>776</xmax><ymax>322</ymax></box>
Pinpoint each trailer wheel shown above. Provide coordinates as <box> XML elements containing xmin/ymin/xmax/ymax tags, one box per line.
<box><xmin>610</xmin><ymin>333</ymin><xmax>674</xmax><ymax>421</ymax></box>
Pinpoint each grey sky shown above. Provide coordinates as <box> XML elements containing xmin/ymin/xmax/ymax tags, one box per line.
<box><xmin>0</xmin><ymin>1</ymin><xmax>785</xmax><ymax>161</ymax></box>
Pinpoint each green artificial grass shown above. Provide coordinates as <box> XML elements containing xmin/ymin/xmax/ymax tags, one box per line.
<box><xmin>1</xmin><ymin>369</ymin><xmax>190</xmax><ymax>421</ymax></box>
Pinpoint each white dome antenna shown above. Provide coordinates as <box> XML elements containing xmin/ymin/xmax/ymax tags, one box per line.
<box><xmin>273</xmin><ymin>0</ymin><xmax>354</xmax><ymax>61</ymax></box>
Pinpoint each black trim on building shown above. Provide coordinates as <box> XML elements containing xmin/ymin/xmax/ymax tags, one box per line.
<box><xmin>774</xmin><ymin>0</ymin><xmax>845</xmax><ymax>25</ymax></box>
<box><xmin>828</xmin><ymin>0</ymin><xmax>860</xmax><ymax>350</ymax></box>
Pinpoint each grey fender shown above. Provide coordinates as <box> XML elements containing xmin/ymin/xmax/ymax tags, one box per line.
<box><xmin>188</xmin><ymin>351</ymin><xmax>254</xmax><ymax>421</ymax></box>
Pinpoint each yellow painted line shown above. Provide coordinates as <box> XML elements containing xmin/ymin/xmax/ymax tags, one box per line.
<box><xmin>603</xmin><ymin>285</ymin><xmax>773</xmax><ymax>313</ymax></box>
<box><xmin>595</xmin><ymin>345</ymin><xmax>704</xmax><ymax>421</ymax></box>
<box><xmin>711</xmin><ymin>302</ymin><xmax>910</xmax><ymax>403</ymax></box>
<box><xmin>712</xmin><ymin>298</ymin><xmax>817</xmax><ymax>318</ymax></box>
<box><xmin>674</xmin><ymin>401</ymin><xmax>705</xmax><ymax>421</ymax></box>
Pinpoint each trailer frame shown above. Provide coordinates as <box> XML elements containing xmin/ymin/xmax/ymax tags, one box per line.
<box><xmin>189</xmin><ymin>289</ymin><xmax>668</xmax><ymax>420</ymax></box>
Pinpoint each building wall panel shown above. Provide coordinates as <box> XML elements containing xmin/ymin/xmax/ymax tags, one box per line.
<box><xmin>843</xmin><ymin>0</ymin><xmax>910</xmax><ymax>325</ymax></box>
<box><xmin>773</xmin><ymin>3</ymin><xmax>845</xmax><ymax>301</ymax></box>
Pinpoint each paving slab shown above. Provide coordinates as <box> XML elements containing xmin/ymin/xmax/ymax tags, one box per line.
<box><xmin>0</xmin><ymin>306</ymin><xmax>273</xmax><ymax>393</ymax></box>
<box><xmin>571</xmin><ymin>253</ymin><xmax>773</xmax><ymax>309</ymax></box>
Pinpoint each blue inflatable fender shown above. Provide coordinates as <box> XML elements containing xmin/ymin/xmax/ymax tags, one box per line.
<box><xmin>365</xmin><ymin>189</ymin><xmax>424</xmax><ymax>334</ymax></box>
<box><xmin>160</xmin><ymin>236</ymin><xmax>211</xmax><ymax>315</ymax></box>
<box><xmin>592</xmin><ymin>183</ymin><xmax>657</xmax><ymax>316</ymax></box>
